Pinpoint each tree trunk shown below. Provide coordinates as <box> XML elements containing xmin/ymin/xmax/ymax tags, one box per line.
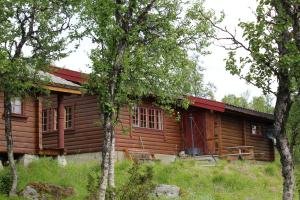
<box><xmin>98</xmin><ymin>113</ymin><xmax>112</xmax><ymax>200</ymax></box>
<box><xmin>4</xmin><ymin>93</ymin><xmax>18</xmax><ymax>197</ymax></box>
<box><xmin>108</xmin><ymin>127</ymin><xmax>116</xmax><ymax>199</ymax></box>
<box><xmin>274</xmin><ymin>72</ymin><xmax>295</xmax><ymax>200</ymax></box>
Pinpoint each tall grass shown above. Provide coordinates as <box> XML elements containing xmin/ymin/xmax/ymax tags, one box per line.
<box><xmin>0</xmin><ymin>157</ymin><xmax>295</xmax><ymax>200</ymax></box>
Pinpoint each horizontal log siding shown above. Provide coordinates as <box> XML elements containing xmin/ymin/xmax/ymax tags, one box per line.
<box><xmin>221</xmin><ymin>113</ymin><xmax>274</xmax><ymax>161</ymax></box>
<box><xmin>42</xmin><ymin>95</ymin><xmax>182</xmax><ymax>155</ymax></box>
<box><xmin>0</xmin><ymin>93</ymin><xmax>39</xmax><ymax>154</ymax></box>
<box><xmin>42</xmin><ymin>95</ymin><xmax>104</xmax><ymax>154</ymax></box>
<box><xmin>116</xmin><ymin>107</ymin><xmax>182</xmax><ymax>155</ymax></box>
<box><xmin>244</xmin><ymin>121</ymin><xmax>275</xmax><ymax>161</ymax></box>
<box><xmin>220</xmin><ymin>114</ymin><xmax>244</xmax><ymax>155</ymax></box>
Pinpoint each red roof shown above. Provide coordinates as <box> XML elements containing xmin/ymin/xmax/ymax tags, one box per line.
<box><xmin>51</xmin><ymin>66</ymin><xmax>256</xmax><ymax>114</ymax></box>
<box><xmin>188</xmin><ymin>96</ymin><xmax>225</xmax><ymax>112</ymax></box>
<box><xmin>50</xmin><ymin>66</ymin><xmax>87</xmax><ymax>84</ymax></box>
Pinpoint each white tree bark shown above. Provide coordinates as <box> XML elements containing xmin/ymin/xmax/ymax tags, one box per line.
<box><xmin>98</xmin><ymin>115</ymin><xmax>112</xmax><ymax>200</ymax></box>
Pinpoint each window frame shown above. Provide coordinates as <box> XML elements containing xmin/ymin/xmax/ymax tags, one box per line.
<box><xmin>42</xmin><ymin>109</ymin><xmax>54</xmax><ymax>133</ymax></box>
<box><xmin>251</xmin><ymin>123</ymin><xmax>263</xmax><ymax>136</ymax></box>
<box><xmin>64</xmin><ymin>105</ymin><xmax>74</xmax><ymax>130</ymax></box>
<box><xmin>11</xmin><ymin>98</ymin><xmax>24</xmax><ymax>116</ymax></box>
<box><xmin>42</xmin><ymin>105</ymin><xmax>75</xmax><ymax>133</ymax></box>
<box><xmin>131</xmin><ymin>106</ymin><xmax>164</xmax><ymax>131</ymax></box>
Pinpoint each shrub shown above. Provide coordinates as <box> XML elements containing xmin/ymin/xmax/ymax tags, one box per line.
<box><xmin>86</xmin><ymin>163</ymin><xmax>155</xmax><ymax>200</ymax></box>
<box><xmin>115</xmin><ymin>163</ymin><xmax>155</xmax><ymax>200</ymax></box>
<box><xmin>86</xmin><ymin>166</ymin><xmax>101</xmax><ymax>200</ymax></box>
<box><xmin>0</xmin><ymin>170</ymin><xmax>12</xmax><ymax>195</ymax></box>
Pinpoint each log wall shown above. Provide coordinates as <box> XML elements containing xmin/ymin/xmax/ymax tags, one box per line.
<box><xmin>220</xmin><ymin>113</ymin><xmax>274</xmax><ymax>161</ymax></box>
<box><xmin>0</xmin><ymin>93</ymin><xmax>39</xmax><ymax>154</ymax></box>
<box><xmin>42</xmin><ymin>95</ymin><xmax>182</xmax><ymax>155</ymax></box>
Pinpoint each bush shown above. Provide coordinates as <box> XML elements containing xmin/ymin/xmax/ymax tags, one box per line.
<box><xmin>86</xmin><ymin>166</ymin><xmax>101</xmax><ymax>200</ymax></box>
<box><xmin>0</xmin><ymin>170</ymin><xmax>12</xmax><ymax>195</ymax></box>
<box><xmin>115</xmin><ymin>163</ymin><xmax>155</xmax><ymax>200</ymax></box>
<box><xmin>86</xmin><ymin>163</ymin><xmax>155</xmax><ymax>200</ymax></box>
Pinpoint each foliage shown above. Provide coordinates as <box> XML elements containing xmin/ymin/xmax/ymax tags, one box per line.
<box><xmin>222</xmin><ymin>92</ymin><xmax>274</xmax><ymax>113</ymax></box>
<box><xmin>114</xmin><ymin>163</ymin><xmax>155</xmax><ymax>200</ymax></box>
<box><xmin>0</xmin><ymin>170</ymin><xmax>13</xmax><ymax>195</ymax></box>
<box><xmin>296</xmin><ymin>169</ymin><xmax>300</xmax><ymax>195</ymax></box>
<box><xmin>225</xmin><ymin>1</ymin><xmax>300</xmax><ymax>95</ymax></box>
<box><xmin>189</xmin><ymin>65</ymin><xmax>217</xmax><ymax>100</ymax></box>
<box><xmin>86</xmin><ymin>162</ymin><xmax>155</xmax><ymax>200</ymax></box>
<box><xmin>86</xmin><ymin>166</ymin><xmax>101</xmax><ymax>200</ymax></box>
<box><xmin>221</xmin><ymin>1</ymin><xmax>300</xmax><ymax>198</ymax></box>
<box><xmin>81</xmin><ymin>0</ymin><xmax>220</xmax><ymax>114</ymax></box>
<box><xmin>287</xmin><ymin>97</ymin><xmax>300</xmax><ymax>164</ymax></box>
<box><xmin>80</xmin><ymin>1</ymin><xmax>220</xmax><ymax>196</ymax></box>
<box><xmin>0</xmin><ymin>0</ymin><xmax>78</xmax><ymax>98</ymax></box>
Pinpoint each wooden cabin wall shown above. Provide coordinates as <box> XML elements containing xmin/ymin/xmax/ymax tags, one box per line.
<box><xmin>0</xmin><ymin>93</ymin><xmax>39</xmax><ymax>154</ymax></box>
<box><xmin>42</xmin><ymin>94</ymin><xmax>104</xmax><ymax>154</ymax></box>
<box><xmin>220</xmin><ymin>114</ymin><xmax>244</xmax><ymax>154</ymax></box>
<box><xmin>243</xmin><ymin>121</ymin><xmax>275</xmax><ymax>161</ymax></box>
<box><xmin>43</xmin><ymin>95</ymin><xmax>183</xmax><ymax>155</ymax></box>
<box><xmin>116</xmin><ymin>106</ymin><xmax>183</xmax><ymax>155</ymax></box>
<box><xmin>205</xmin><ymin>111</ymin><xmax>216</xmax><ymax>154</ymax></box>
<box><xmin>220</xmin><ymin>113</ymin><xmax>274</xmax><ymax>161</ymax></box>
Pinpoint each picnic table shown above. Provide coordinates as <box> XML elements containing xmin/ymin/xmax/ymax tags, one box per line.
<box><xmin>223</xmin><ymin>146</ymin><xmax>255</xmax><ymax>160</ymax></box>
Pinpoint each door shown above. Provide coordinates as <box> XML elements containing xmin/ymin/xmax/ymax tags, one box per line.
<box><xmin>182</xmin><ymin>111</ymin><xmax>206</xmax><ymax>155</ymax></box>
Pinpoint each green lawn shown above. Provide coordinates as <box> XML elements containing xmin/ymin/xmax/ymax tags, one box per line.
<box><xmin>0</xmin><ymin>157</ymin><xmax>298</xmax><ymax>200</ymax></box>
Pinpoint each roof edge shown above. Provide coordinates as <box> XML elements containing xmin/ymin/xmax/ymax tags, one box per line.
<box><xmin>225</xmin><ymin>104</ymin><xmax>274</xmax><ymax>121</ymax></box>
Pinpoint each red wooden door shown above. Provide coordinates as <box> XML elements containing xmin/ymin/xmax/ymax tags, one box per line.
<box><xmin>182</xmin><ymin>111</ymin><xmax>206</xmax><ymax>155</ymax></box>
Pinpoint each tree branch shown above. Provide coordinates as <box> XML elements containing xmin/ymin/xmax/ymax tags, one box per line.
<box><xmin>135</xmin><ymin>0</ymin><xmax>156</xmax><ymax>26</ymax></box>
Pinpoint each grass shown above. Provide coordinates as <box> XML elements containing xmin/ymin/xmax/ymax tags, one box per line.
<box><xmin>0</xmin><ymin>157</ymin><xmax>298</xmax><ymax>200</ymax></box>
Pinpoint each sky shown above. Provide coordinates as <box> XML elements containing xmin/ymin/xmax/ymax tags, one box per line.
<box><xmin>54</xmin><ymin>0</ymin><xmax>265</xmax><ymax>101</ymax></box>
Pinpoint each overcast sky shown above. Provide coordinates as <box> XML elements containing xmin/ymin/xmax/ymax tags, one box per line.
<box><xmin>54</xmin><ymin>0</ymin><xmax>265</xmax><ymax>101</ymax></box>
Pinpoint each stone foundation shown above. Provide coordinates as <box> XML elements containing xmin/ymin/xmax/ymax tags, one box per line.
<box><xmin>18</xmin><ymin>154</ymin><xmax>39</xmax><ymax>167</ymax></box>
<box><xmin>65</xmin><ymin>152</ymin><xmax>102</xmax><ymax>164</ymax></box>
<box><xmin>63</xmin><ymin>151</ymin><xmax>176</xmax><ymax>164</ymax></box>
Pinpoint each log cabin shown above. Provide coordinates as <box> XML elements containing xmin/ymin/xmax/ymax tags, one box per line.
<box><xmin>0</xmin><ymin>67</ymin><xmax>275</xmax><ymax>163</ymax></box>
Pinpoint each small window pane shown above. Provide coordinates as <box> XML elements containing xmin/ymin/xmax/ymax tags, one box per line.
<box><xmin>148</xmin><ymin>109</ymin><xmax>155</xmax><ymax>128</ymax></box>
<box><xmin>11</xmin><ymin>98</ymin><xmax>22</xmax><ymax>114</ymax></box>
<box><xmin>140</xmin><ymin>108</ymin><xmax>147</xmax><ymax>128</ymax></box>
<box><xmin>42</xmin><ymin>110</ymin><xmax>48</xmax><ymax>132</ymax></box>
<box><xmin>65</xmin><ymin>106</ymin><xmax>73</xmax><ymax>129</ymax></box>
<box><xmin>156</xmin><ymin>110</ymin><xmax>163</xmax><ymax>130</ymax></box>
<box><xmin>132</xmin><ymin>107</ymin><xmax>139</xmax><ymax>127</ymax></box>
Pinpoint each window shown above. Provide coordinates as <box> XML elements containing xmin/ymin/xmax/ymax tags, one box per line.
<box><xmin>131</xmin><ymin>106</ymin><xmax>163</xmax><ymax>130</ymax></box>
<box><xmin>42</xmin><ymin>106</ymin><xmax>74</xmax><ymax>132</ymax></box>
<box><xmin>140</xmin><ymin>107</ymin><xmax>147</xmax><ymax>128</ymax></box>
<box><xmin>53</xmin><ymin>109</ymin><xmax>58</xmax><ymax>131</ymax></box>
<box><xmin>11</xmin><ymin>98</ymin><xmax>22</xmax><ymax>115</ymax></box>
<box><xmin>42</xmin><ymin>110</ymin><xmax>48</xmax><ymax>132</ymax></box>
<box><xmin>132</xmin><ymin>107</ymin><xmax>139</xmax><ymax>127</ymax></box>
<box><xmin>65</xmin><ymin>106</ymin><xmax>73</xmax><ymax>129</ymax></box>
<box><xmin>148</xmin><ymin>109</ymin><xmax>155</xmax><ymax>128</ymax></box>
<box><xmin>156</xmin><ymin>110</ymin><xmax>163</xmax><ymax>130</ymax></box>
<box><xmin>251</xmin><ymin>124</ymin><xmax>262</xmax><ymax>135</ymax></box>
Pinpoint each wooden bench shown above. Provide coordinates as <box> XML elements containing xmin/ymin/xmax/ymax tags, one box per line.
<box><xmin>124</xmin><ymin>148</ymin><xmax>156</xmax><ymax>162</ymax></box>
<box><xmin>223</xmin><ymin>146</ymin><xmax>255</xmax><ymax>161</ymax></box>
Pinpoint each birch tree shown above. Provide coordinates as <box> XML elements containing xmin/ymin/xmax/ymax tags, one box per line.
<box><xmin>216</xmin><ymin>0</ymin><xmax>300</xmax><ymax>199</ymax></box>
<box><xmin>80</xmin><ymin>0</ymin><xmax>218</xmax><ymax>199</ymax></box>
<box><xmin>0</xmin><ymin>0</ymin><xmax>76</xmax><ymax>196</ymax></box>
